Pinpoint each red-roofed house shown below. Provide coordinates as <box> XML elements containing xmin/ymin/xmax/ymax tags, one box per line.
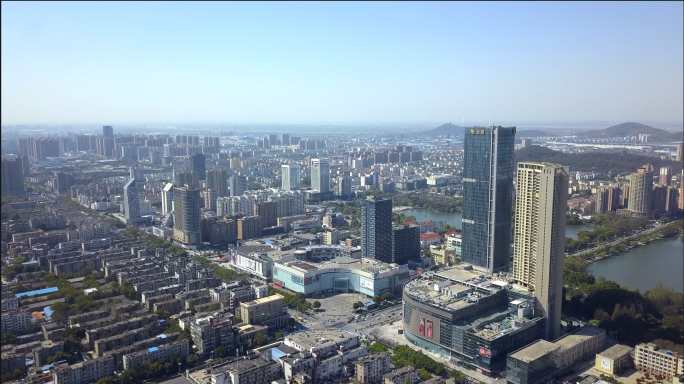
<box><xmin>419</xmin><ymin>232</ymin><xmax>442</xmax><ymax>249</ymax></box>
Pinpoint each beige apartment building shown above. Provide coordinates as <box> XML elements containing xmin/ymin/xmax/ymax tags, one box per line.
<box><xmin>356</xmin><ymin>352</ymin><xmax>391</xmax><ymax>384</ymax></box>
<box><xmin>240</xmin><ymin>294</ymin><xmax>289</xmax><ymax>330</ymax></box>
<box><xmin>635</xmin><ymin>343</ymin><xmax>684</xmax><ymax>379</ymax></box>
<box><xmin>513</xmin><ymin>162</ymin><xmax>569</xmax><ymax>340</ymax></box>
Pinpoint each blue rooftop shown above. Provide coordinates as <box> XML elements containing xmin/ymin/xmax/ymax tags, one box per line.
<box><xmin>157</xmin><ymin>334</ymin><xmax>167</xmax><ymax>339</ymax></box>
<box><xmin>265</xmin><ymin>240</ymin><xmax>275</xmax><ymax>244</ymax></box>
<box><xmin>15</xmin><ymin>287</ymin><xmax>59</xmax><ymax>298</ymax></box>
<box><xmin>148</xmin><ymin>347</ymin><xmax>159</xmax><ymax>352</ymax></box>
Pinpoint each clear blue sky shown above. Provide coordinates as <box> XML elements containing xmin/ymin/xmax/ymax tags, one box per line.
<box><xmin>2</xmin><ymin>1</ymin><xmax>682</xmax><ymax>125</ymax></box>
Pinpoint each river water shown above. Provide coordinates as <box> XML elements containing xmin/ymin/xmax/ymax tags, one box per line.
<box><xmin>399</xmin><ymin>208</ymin><xmax>683</xmax><ymax>293</ymax></box>
<box><xmin>587</xmin><ymin>236</ymin><xmax>684</xmax><ymax>293</ymax></box>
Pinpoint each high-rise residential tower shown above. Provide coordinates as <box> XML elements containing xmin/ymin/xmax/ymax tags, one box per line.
<box><xmin>102</xmin><ymin>125</ymin><xmax>114</xmax><ymax>138</ymax></box>
<box><xmin>123</xmin><ymin>178</ymin><xmax>141</xmax><ymax>223</ymax></box>
<box><xmin>207</xmin><ymin>169</ymin><xmax>229</xmax><ymax>197</ymax></box>
<box><xmin>335</xmin><ymin>175</ymin><xmax>352</xmax><ymax>198</ymax></box>
<box><xmin>628</xmin><ymin>167</ymin><xmax>653</xmax><ymax>216</ymax></box>
<box><xmin>1</xmin><ymin>158</ymin><xmax>25</xmax><ymax>194</ymax></box>
<box><xmin>281</xmin><ymin>164</ymin><xmax>301</xmax><ymax>191</ymax></box>
<box><xmin>161</xmin><ymin>183</ymin><xmax>174</xmax><ymax>215</ymax></box>
<box><xmin>361</xmin><ymin>196</ymin><xmax>393</xmax><ymax>262</ymax></box>
<box><xmin>173</xmin><ymin>186</ymin><xmax>202</xmax><ymax>249</ymax></box>
<box><xmin>281</xmin><ymin>133</ymin><xmax>290</xmax><ymax>146</ymax></box>
<box><xmin>659</xmin><ymin>166</ymin><xmax>672</xmax><ymax>186</ymax></box>
<box><xmin>229</xmin><ymin>175</ymin><xmax>247</xmax><ymax>197</ymax></box>
<box><xmin>311</xmin><ymin>158</ymin><xmax>330</xmax><ymax>193</ymax></box>
<box><xmin>461</xmin><ymin>126</ymin><xmax>516</xmax><ymax>273</ymax></box>
<box><xmin>192</xmin><ymin>153</ymin><xmax>206</xmax><ymax>181</ymax></box>
<box><xmin>677</xmin><ymin>142</ymin><xmax>683</xmax><ymax>162</ymax></box>
<box><xmin>513</xmin><ymin>162</ymin><xmax>569</xmax><ymax>341</ymax></box>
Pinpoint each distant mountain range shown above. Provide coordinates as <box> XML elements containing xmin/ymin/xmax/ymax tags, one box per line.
<box><xmin>420</xmin><ymin>123</ymin><xmax>463</xmax><ymax>137</ymax></box>
<box><xmin>578</xmin><ymin>122</ymin><xmax>683</xmax><ymax>141</ymax></box>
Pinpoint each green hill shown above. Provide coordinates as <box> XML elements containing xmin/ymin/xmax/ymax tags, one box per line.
<box><xmin>420</xmin><ymin>123</ymin><xmax>463</xmax><ymax>136</ymax></box>
<box><xmin>515</xmin><ymin>146</ymin><xmax>682</xmax><ymax>174</ymax></box>
<box><xmin>579</xmin><ymin>122</ymin><xmax>682</xmax><ymax>141</ymax></box>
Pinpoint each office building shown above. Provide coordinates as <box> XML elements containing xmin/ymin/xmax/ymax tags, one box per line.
<box><xmin>173</xmin><ymin>186</ymin><xmax>202</xmax><ymax>249</ymax></box>
<box><xmin>392</xmin><ymin>224</ymin><xmax>419</xmax><ymax>265</ymax></box>
<box><xmin>123</xmin><ymin>178</ymin><xmax>141</xmax><ymax>223</ymax></box>
<box><xmin>102</xmin><ymin>125</ymin><xmax>114</xmax><ymax>138</ymax></box>
<box><xmin>362</xmin><ymin>196</ymin><xmax>393</xmax><ymax>262</ymax></box>
<box><xmin>659</xmin><ymin>166</ymin><xmax>672</xmax><ymax>186</ymax></box>
<box><xmin>161</xmin><ymin>183</ymin><xmax>174</xmax><ymax>214</ymax></box>
<box><xmin>281</xmin><ymin>164</ymin><xmax>301</xmax><ymax>191</ymax></box>
<box><xmin>192</xmin><ymin>153</ymin><xmax>206</xmax><ymax>180</ymax></box>
<box><xmin>513</xmin><ymin>162</ymin><xmax>569</xmax><ymax>340</ymax></box>
<box><xmin>240</xmin><ymin>294</ymin><xmax>289</xmax><ymax>330</ymax></box>
<box><xmin>677</xmin><ymin>142</ymin><xmax>683</xmax><ymax>162</ymax></box>
<box><xmin>628</xmin><ymin>167</ymin><xmax>653</xmax><ymax>215</ymax></box>
<box><xmin>635</xmin><ymin>343</ymin><xmax>683</xmax><ymax>380</ymax></box>
<box><xmin>207</xmin><ymin>169</ymin><xmax>229</xmax><ymax>197</ymax></box>
<box><xmin>336</xmin><ymin>175</ymin><xmax>352</xmax><ymax>198</ymax></box>
<box><xmin>229</xmin><ymin>175</ymin><xmax>247</xmax><ymax>197</ymax></box>
<box><xmin>462</xmin><ymin>126</ymin><xmax>516</xmax><ymax>273</ymax></box>
<box><xmin>595</xmin><ymin>344</ymin><xmax>634</xmax><ymax>377</ymax></box>
<box><xmin>311</xmin><ymin>158</ymin><xmax>330</xmax><ymax>193</ymax></box>
<box><xmin>1</xmin><ymin>158</ymin><xmax>25</xmax><ymax>194</ymax></box>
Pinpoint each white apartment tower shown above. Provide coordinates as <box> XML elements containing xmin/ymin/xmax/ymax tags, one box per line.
<box><xmin>281</xmin><ymin>164</ymin><xmax>301</xmax><ymax>191</ymax></box>
<box><xmin>513</xmin><ymin>162</ymin><xmax>569</xmax><ymax>341</ymax></box>
<box><xmin>311</xmin><ymin>158</ymin><xmax>330</xmax><ymax>193</ymax></box>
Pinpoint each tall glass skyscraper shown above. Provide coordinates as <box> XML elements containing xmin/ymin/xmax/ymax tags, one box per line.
<box><xmin>311</xmin><ymin>158</ymin><xmax>330</xmax><ymax>193</ymax></box>
<box><xmin>461</xmin><ymin>126</ymin><xmax>516</xmax><ymax>273</ymax></box>
<box><xmin>362</xmin><ymin>196</ymin><xmax>393</xmax><ymax>262</ymax></box>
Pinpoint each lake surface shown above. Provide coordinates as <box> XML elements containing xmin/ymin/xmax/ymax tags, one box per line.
<box><xmin>587</xmin><ymin>236</ymin><xmax>684</xmax><ymax>293</ymax></box>
<box><xmin>399</xmin><ymin>208</ymin><xmax>592</xmax><ymax>239</ymax></box>
<box><xmin>565</xmin><ymin>225</ymin><xmax>594</xmax><ymax>239</ymax></box>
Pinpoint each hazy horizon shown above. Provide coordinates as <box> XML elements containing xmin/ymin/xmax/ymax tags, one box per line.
<box><xmin>2</xmin><ymin>2</ymin><xmax>683</xmax><ymax>126</ymax></box>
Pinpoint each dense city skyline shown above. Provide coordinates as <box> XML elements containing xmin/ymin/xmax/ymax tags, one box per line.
<box><xmin>2</xmin><ymin>2</ymin><xmax>683</xmax><ymax>125</ymax></box>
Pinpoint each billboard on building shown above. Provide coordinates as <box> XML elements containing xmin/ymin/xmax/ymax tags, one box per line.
<box><xmin>419</xmin><ymin>317</ymin><xmax>425</xmax><ymax>335</ymax></box>
<box><xmin>479</xmin><ymin>347</ymin><xmax>491</xmax><ymax>358</ymax></box>
<box><xmin>427</xmin><ymin>320</ymin><xmax>433</xmax><ymax>338</ymax></box>
<box><xmin>360</xmin><ymin>278</ymin><xmax>374</xmax><ymax>290</ymax></box>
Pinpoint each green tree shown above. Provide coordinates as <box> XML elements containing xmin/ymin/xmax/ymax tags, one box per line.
<box><xmin>276</xmin><ymin>332</ymin><xmax>284</xmax><ymax>340</ymax></box>
<box><xmin>450</xmin><ymin>370</ymin><xmax>468</xmax><ymax>382</ymax></box>
<box><xmin>254</xmin><ymin>332</ymin><xmax>268</xmax><ymax>347</ymax></box>
<box><xmin>1</xmin><ymin>332</ymin><xmax>18</xmax><ymax>344</ymax></box>
<box><xmin>155</xmin><ymin>310</ymin><xmax>171</xmax><ymax>320</ymax></box>
<box><xmin>312</xmin><ymin>300</ymin><xmax>321</xmax><ymax>310</ymax></box>
<box><xmin>419</xmin><ymin>368</ymin><xmax>432</xmax><ymax>380</ymax></box>
<box><xmin>94</xmin><ymin>377</ymin><xmax>119</xmax><ymax>384</ymax></box>
<box><xmin>187</xmin><ymin>354</ymin><xmax>198</xmax><ymax>366</ymax></box>
<box><xmin>47</xmin><ymin>350</ymin><xmax>76</xmax><ymax>364</ymax></box>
